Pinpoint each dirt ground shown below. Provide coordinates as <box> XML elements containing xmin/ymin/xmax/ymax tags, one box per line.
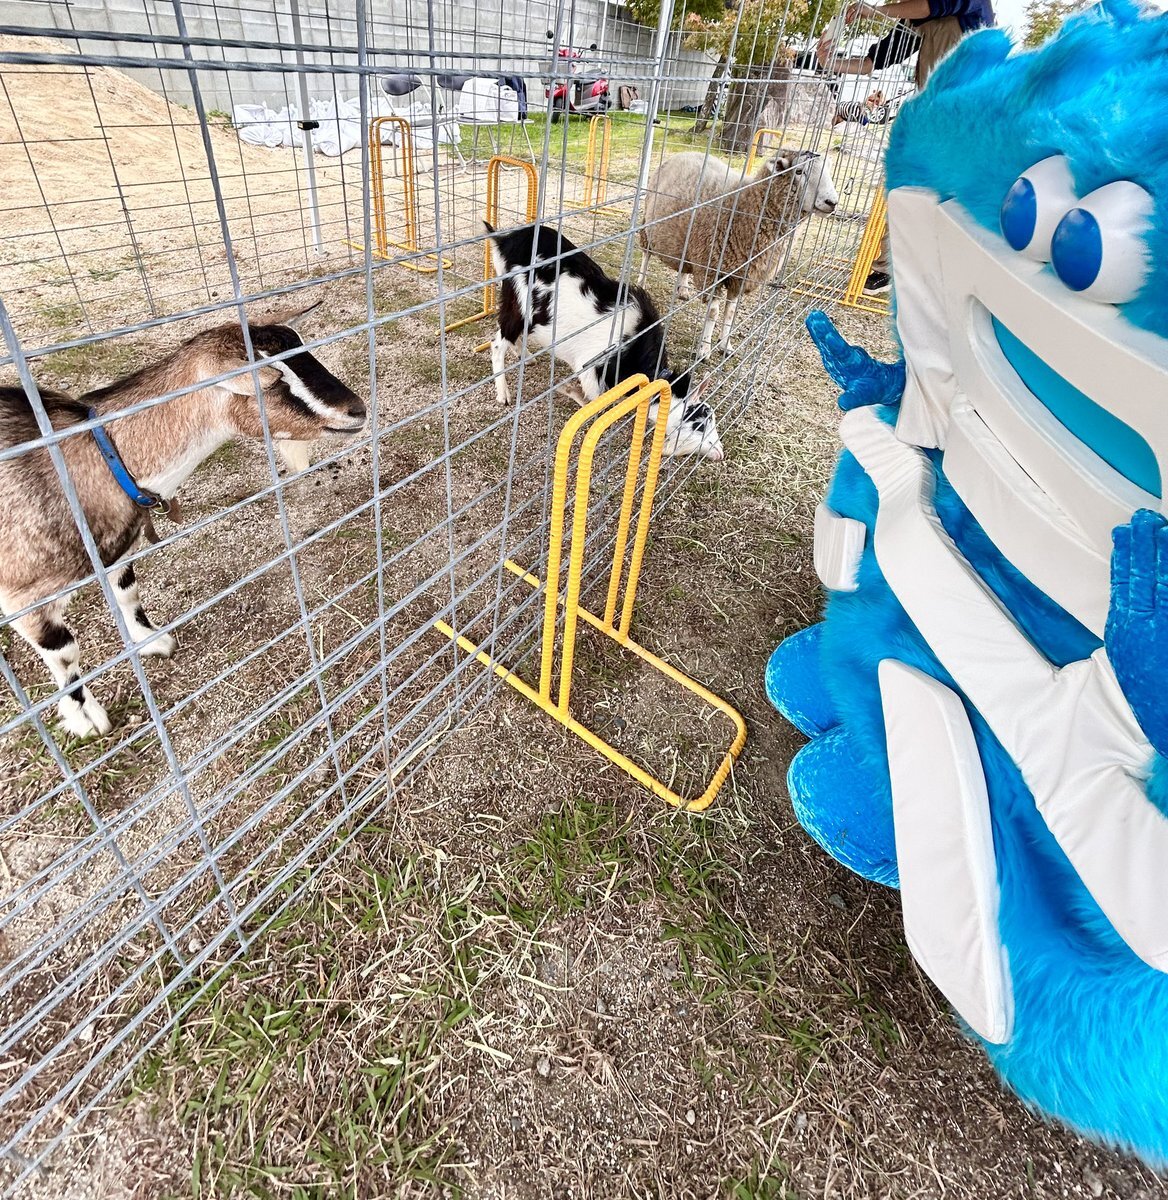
<box><xmin>3</xmin><ymin>41</ymin><xmax>1165</xmax><ymax>1200</ymax></box>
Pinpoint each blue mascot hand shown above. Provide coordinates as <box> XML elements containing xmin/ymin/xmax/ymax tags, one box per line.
<box><xmin>1106</xmin><ymin>509</ymin><xmax>1168</xmax><ymax>757</ymax></box>
<box><xmin>805</xmin><ymin>310</ymin><xmax>906</xmax><ymax>411</ymax></box>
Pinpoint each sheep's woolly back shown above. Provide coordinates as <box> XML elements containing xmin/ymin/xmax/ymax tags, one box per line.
<box><xmin>639</xmin><ymin>152</ymin><xmax>804</xmax><ymax>294</ymax></box>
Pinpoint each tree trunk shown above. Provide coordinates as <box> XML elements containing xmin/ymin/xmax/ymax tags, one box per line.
<box><xmin>717</xmin><ymin>61</ymin><xmax>792</xmax><ymax>156</ymax></box>
<box><xmin>692</xmin><ymin>55</ymin><xmax>728</xmax><ymax>133</ymax></box>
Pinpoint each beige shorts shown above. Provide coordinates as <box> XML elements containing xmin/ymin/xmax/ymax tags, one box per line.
<box><xmin>915</xmin><ymin>15</ymin><xmax>966</xmax><ymax>87</ymax></box>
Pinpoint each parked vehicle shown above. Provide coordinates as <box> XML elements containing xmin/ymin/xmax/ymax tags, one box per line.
<box><xmin>544</xmin><ymin>31</ymin><xmax>610</xmax><ymax>123</ymax></box>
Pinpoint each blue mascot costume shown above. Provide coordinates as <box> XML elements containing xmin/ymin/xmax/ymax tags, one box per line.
<box><xmin>767</xmin><ymin>0</ymin><xmax>1168</xmax><ymax>1165</ymax></box>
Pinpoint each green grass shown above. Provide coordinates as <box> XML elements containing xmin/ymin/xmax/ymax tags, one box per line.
<box><xmin>489</xmin><ymin>797</ymin><xmax>647</xmax><ymax>927</ymax></box>
<box><xmin>139</xmin><ymin>848</ymin><xmax>468</xmax><ymax>1200</ymax></box>
<box><xmin>724</xmin><ymin>1163</ymin><xmax>800</xmax><ymax>1200</ymax></box>
<box><xmin>37</xmin><ymin>300</ymin><xmax>87</xmax><ymax>336</ymax></box>
<box><xmin>457</xmin><ymin>111</ymin><xmax>749</xmax><ymax>187</ymax></box>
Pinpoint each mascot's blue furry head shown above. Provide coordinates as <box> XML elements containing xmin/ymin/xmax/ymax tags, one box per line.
<box><xmin>887</xmin><ymin>0</ymin><xmax>1168</xmax><ymax>338</ymax></box>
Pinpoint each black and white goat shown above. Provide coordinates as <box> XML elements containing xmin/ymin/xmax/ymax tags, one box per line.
<box><xmin>485</xmin><ymin>222</ymin><xmax>724</xmax><ymax>462</ymax></box>
<box><xmin>0</xmin><ymin>303</ymin><xmax>365</xmax><ymax>738</ymax></box>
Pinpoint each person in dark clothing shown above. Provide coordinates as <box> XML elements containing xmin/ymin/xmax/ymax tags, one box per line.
<box><xmin>820</xmin><ymin>0</ymin><xmax>993</xmax><ymax>85</ymax></box>
<box><xmin>817</xmin><ymin>0</ymin><xmax>994</xmax><ymax>293</ymax></box>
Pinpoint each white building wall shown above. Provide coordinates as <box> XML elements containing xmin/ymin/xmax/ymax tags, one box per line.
<box><xmin>1</xmin><ymin>0</ymin><xmax>714</xmax><ymax>113</ymax></box>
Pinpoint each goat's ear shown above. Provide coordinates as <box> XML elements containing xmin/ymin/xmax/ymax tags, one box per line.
<box><xmin>262</xmin><ymin>299</ymin><xmax>321</xmax><ymax>332</ymax></box>
<box><xmin>218</xmin><ymin>363</ymin><xmax>282</xmax><ymax>395</ymax></box>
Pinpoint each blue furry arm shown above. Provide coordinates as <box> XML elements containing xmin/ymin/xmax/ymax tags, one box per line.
<box><xmin>805</xmin><ymin>310</ymin><xmax>906</xmax><ymax>410</ymax></box>
<box><xmin>1105</xmin><ymin>510</ymin><xmax>1168</xmax><ymax>757</ymax></box>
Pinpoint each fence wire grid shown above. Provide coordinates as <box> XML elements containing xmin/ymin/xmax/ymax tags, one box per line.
<box><xmin>0</xmin><ymin>0</ymin><xmax>901</xmax><ymax>1185</ymax></box>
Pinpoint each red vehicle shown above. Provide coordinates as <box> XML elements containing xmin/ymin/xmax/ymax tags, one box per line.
<box><xmin>545</xmin><ymin>31</ymin><xmax>611</xmax><ymax>123</ymax></box>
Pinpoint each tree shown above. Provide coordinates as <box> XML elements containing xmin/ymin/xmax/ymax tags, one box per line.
<box><xmin>682</xmin><ymin>0</ymin><xmax>815</xmax><ymax>153</ymax></box>
<box><xmin>1022</xmin><ymin>0</ymin><xmax>1083</xmax><ymax>46</ymax></box>
<box><xmin>626</xmin><ymin>0</ymin><xmax>726</xmax><ymax>29</ymax></box>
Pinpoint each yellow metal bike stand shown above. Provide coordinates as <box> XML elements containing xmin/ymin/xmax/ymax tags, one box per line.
<box><xmin>444</xmin><ymin>155</ymin><xmax>539</xmax><ymax>341</ymax></box>
<box><xmin>432</xmin><ymin>376</ymin><xmax>746</xmax><ymax>811</ymax></box>
<box><xmin>346</xmin><ymin>116</ymin><xmax>452</xmax><ymax>274</ymax></box>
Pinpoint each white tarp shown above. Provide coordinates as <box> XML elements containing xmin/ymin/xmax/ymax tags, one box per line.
<box><xmin>232</xmin><ymin>95</ymin><xmax>460</xmax><ymax>158</ymax></box>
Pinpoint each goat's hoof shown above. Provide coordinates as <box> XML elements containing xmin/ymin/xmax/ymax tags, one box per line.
<box><xmin>717</xmin><ymin>340</ymin><xmax>736</xmax><ymax>356</ymax></box>
<box><xmin>59</xmin><ymin>695</ymin><xmax>112</xmax><ymax>739</ymax></box>
<box><xmin>139</xmin><ymin>632</ymin><xmax>177</xmax><ymax>659</ymax></box>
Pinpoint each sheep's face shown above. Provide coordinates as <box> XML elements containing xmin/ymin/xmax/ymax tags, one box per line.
<box><xmin>767</xmin><ymin>150</ymin><xmax>839</xmax><ymax>216</ymax></box>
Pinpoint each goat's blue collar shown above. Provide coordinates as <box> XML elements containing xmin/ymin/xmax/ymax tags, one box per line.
<box><xmin>87</xmin><ymin>408</ymin><xmax>172</xmax><ymax>514</ymax></box>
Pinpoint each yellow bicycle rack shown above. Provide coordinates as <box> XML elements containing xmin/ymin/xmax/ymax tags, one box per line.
<box><xmin>445</xmin><ymin>154</ymin><xmax>539</xmax><ymax>337</ymax></box>
<box><xmin>794</xmin><ymin>189</ymin><xmax>891</xmax><ymax>315</ymax></box>
<box><xmin>745</xmin><ymin>126</ymin><xmax>787</xmax><ymax>174</ymax></box>
<box><xmin>348</xmin><ymin>115</ymin><xmax>452</xmax><ymax>274</ymax></box>
<box><xmin>568</xmin><ymin>115</ymin><xmax>614</xmax><ymax>212</ymax></box>
<box><xmin>433</xmin><ymin>376</ymin><xmax>746</xmax><ymax>811</ymax></box>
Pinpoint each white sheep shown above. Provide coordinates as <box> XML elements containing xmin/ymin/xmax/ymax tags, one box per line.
<box><xmin>636</xmin><ymin>148</ymin><xmax>839</xmax><ymax>357</ymax></box>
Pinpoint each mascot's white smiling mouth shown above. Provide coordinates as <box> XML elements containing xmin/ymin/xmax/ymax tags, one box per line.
<box><xmin>884</xmin><ymin>179</ymin><xmax>1168</xmax><ymax>639</ymax></box>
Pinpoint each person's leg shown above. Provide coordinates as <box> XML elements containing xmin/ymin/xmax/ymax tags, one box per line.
<box><xmin>864</xmin><ymin>227</ymin><xmax>891</xmax><ymax>295</ymax></box>
<box><xmin>859</xmin><ymin>15</ymin><xmax>964</xmax><ymax>299</ymax></box>
<box><xmin>915</xmin><ymin>16</ymin><xmax>964</xmax><ymax>87</ymax></box>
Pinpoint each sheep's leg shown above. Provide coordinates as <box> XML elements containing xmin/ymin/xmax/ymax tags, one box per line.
<box><xmin>699</xmin><ymin>293</ymin><xmax>723</xmax><ymax>359</ymax></box>
<box><xmin>112</xmin><ymin>562</ymin><xmax>176</xmax><ymax>658</ymax></box>
<box><xmin>636</xmin><ymin>252</ymin><xmax>651</xmax><ymax>288</ymax></box>
<box><xmin>491</xmin><ymin>330</ymin><xmax>512</xmax><ymax>406</ymax></box>
<box><xmin>716</xmin><ymin>295</ymin><xmax>740</xmax><ymax>356</ymax></box>
<box><xmin>13</xmin><ymin>602</ymin><xmax>111</xmax><ymax>738</ymax></box>
<box><xmin>677</xmin><ymin>272</ymin><xmax>695</xmax><ymax>300</ymax></box>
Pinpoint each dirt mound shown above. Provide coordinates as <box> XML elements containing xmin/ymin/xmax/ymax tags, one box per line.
<box><xmin>0</xmin><ymin>37</ymin><xmax>364</xmax><ymax>343</ymax></box>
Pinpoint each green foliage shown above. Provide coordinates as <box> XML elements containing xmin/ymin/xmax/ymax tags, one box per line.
<box><xmin>626</xmin><ymin>0</ymin><xmax>726</xmax><ymax>31</ymax></box>
<box><xmin>680</xmin><ymin>0</ymin><xmax>821</xmax><ymax>66</ymax></box>
<box><xmin>1022</xmin><ymin>0</ymin><xmax>1083</xmax><ymax>46</ymax></box>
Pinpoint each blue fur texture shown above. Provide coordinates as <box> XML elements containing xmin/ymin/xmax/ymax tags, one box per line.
<box><xmin>768</xmin><ymin>0</ymin><xmax>1168</xmax><ymax>1165</ymax></box>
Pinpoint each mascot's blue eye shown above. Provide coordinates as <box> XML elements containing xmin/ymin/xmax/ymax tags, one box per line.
<box><xmin>1051</xmin><ymin>180</ymin><xmax>1153</xmax><ymax>304</ymax></box>
<box><xmin>999</xmin><ymin>156</ymin><xmax>1079</xmax><ymax>262</ymax></box>
<box><xmin>1001</xmin><ymin>178</ymin><xmax>1037</xmax><ymax>251</ymax></box>
<box><xmin>1050</xmin><ymin>209</ymin><xmax>1103</xmax><ymax>291</ymax></box>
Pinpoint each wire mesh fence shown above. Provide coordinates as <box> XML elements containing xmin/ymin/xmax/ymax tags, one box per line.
<box><xmin>0</xmin><ymin>0</ymin><xmax>900</xmax><ymax>1186</ymax></box>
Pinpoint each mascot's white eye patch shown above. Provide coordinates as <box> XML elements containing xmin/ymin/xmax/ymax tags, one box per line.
<box><xmin>999</xmin><ymin>155</ymin><xmax>1079</xmax><ymax>262</ymax></box>
<box><xmin>1050</xmin><ymin>180</ymin><xmax>1154</xmax><ymax>304</ymax></box>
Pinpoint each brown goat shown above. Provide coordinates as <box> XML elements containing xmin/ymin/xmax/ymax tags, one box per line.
<box><xmin>0</xmin><ymin>303</ymin><xmax>365</xmax><ymax>738</ymax></box>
